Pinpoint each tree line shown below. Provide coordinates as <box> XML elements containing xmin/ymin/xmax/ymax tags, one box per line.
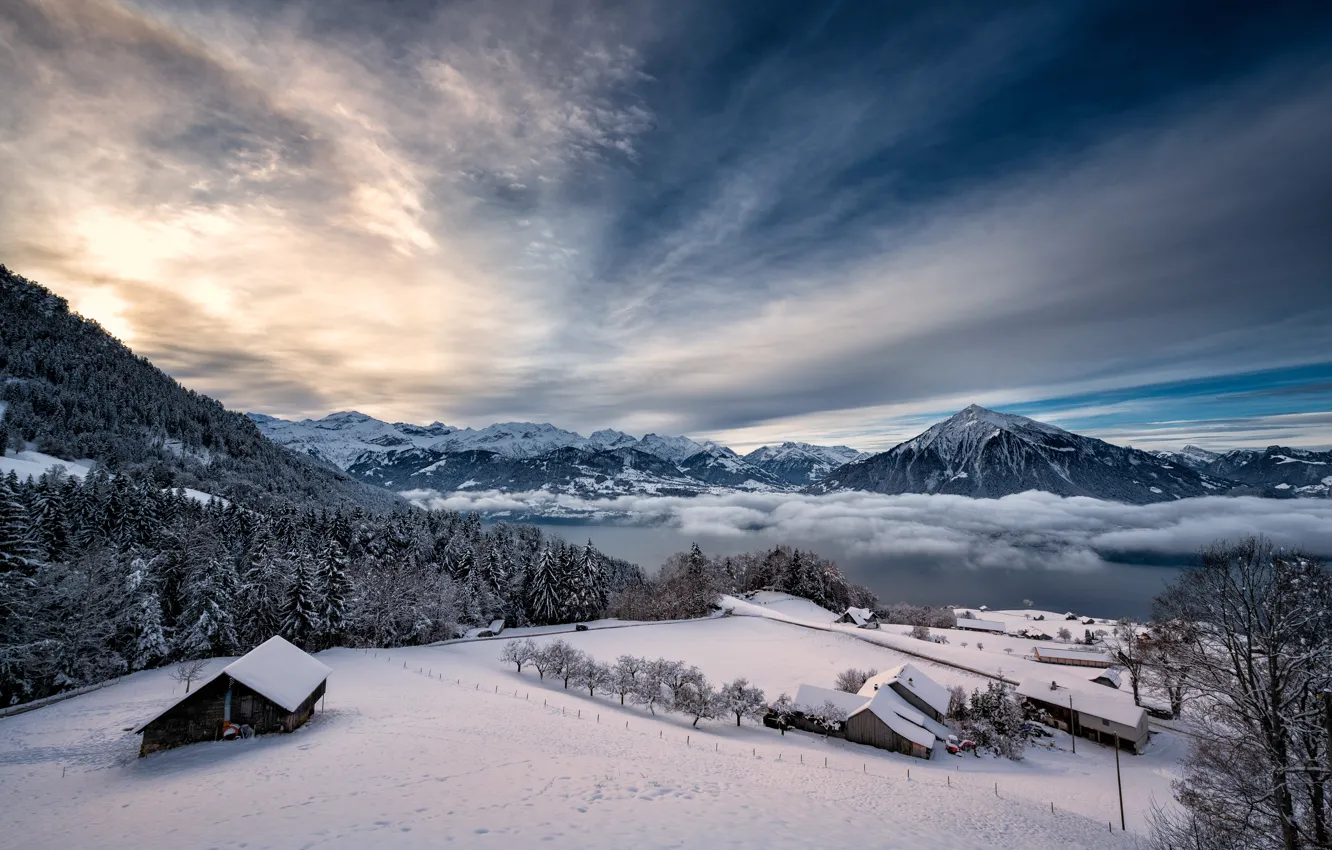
<box><xmin>0</xmin><ymin>465</ymin><xmax>640</xmax><ymax>706</ymax></box>
<box><xmin>500</xmin><ymin>638</ymin><xmax>769</xmax><ymax>728</ymax></box>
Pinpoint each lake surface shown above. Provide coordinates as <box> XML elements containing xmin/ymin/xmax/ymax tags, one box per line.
<box><xmin>537</xmin><ymin>522</ymin><xmax>1181</xmax><ymax>620</ymax></box>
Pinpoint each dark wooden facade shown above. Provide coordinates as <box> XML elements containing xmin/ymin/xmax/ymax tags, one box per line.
<box><xmin>887</xmin><ymin>682</ymin><xmax>943</xmax><ymax>722</ymax></box>
<box><xmin>139</xmin><ymin>674</ymin><xmax>325</xmax><ymax>757</ymax></box>
<box><xmin>843</xmin><ymin>710</ymin><xmax>932</xmax><ymax>760</ymax></box>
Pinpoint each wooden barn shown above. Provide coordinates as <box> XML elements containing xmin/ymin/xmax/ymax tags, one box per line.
<box><xmin>858</xmin><ymin>663</ymin><xmax>951</xmax><ymax>723</ymax></box>
<box><xmin>844</xmin><ymin>686</ymin><xmax>937</xmax><ymax>760</ymax></box>
<box><xmin>135</xmin><ymin>636</ymin><xmax>332</xmax><ymax>757</ymax></box>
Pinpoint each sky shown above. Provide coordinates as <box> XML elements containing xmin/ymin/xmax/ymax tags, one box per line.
<box><xmin>2</xmin><ymin>0</ymin><xmax>1331</xmax><ymax>453</ymax></box>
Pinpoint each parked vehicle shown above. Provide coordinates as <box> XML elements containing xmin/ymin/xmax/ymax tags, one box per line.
<box><xmin>946</xmin><ymin>735</ymin><xmax>977</xmax><ymax>755</ymax></box>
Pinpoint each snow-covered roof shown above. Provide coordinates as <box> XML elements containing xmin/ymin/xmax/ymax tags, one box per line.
<box><xmin>837</xmin><ymin>607</ymin><xmax>876</xmax><ymax>626</ymax></box>
<box><xmin>850</xmin><ymin>687</ymin><xmax>937</xmax><ymax>749</ymax></box>
<box><xmin>793</xmin><ymin>684</ymin><xmax>870</xmax><ymax>717</ymax></box>
<box><xmin>225</xmin><ymin>637</ymin><xmax>332</xmax><ymax>712</ymax></box>
<box><xmin>1016</xmin><ymin>678</ymin><xmax>1145</xmax><ymax>729</ymax></box>
<box><xmin>954</xmin><ymin>619</ymin><xmax>1006</xmax><ymax>632</ymax></box>
<box><xmin>135</xmin><ymin>637</ymin><xmax>331</xmax><ymax>733</ymax></box>
<box><xmin>858</xmin><ymin>663</ymin><xmax>951</xmax><ymax>717</ymax></box>
<box><xmin>1033</xmin><ymin>646</ymin><xmax>1112</xmax><ymax>665</ymax></box>
<box><xmin>487</xmin><ymin>619</ymin><xmax>505</xmax><ymax>633</ymax></box>
<box><xmin>1092</xmin><ymin>667</ymin><xmax>1124</xmax><ymax>688</ymax></box>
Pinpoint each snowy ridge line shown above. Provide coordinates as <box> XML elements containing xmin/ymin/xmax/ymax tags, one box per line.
<box><xmin>721</xmin><ymin>596</ymin><xmax>1020</xmax><ymax>686</ymax></box>
<box><xmin>423</xmin><ymin>616</ymin><xmax>706</xmax><ymax>647</ymax></box>
<box><xmin>382</xmin><ymin>651</ymin><xmax>1129</xmax><ymax>837</ymax></box>
<box><xmin>0</xmin><ymin>678</ymin><xmax>120</xmax><ymax>718</ymax></box>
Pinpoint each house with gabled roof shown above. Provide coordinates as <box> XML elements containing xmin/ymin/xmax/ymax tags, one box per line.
<box><xmin>858</xmin><ymin>663</ymin><xmax>951</xmax><ymax>722</ymax></box>
<box><xmin>135</xmin><ymin>636</ymin><xmax>331</xmax><ymax>757</ymax></box>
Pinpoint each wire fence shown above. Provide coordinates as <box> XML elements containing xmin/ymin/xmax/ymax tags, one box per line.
<box><xmin>365</xmin><ymin>649</ymin><xmax>1132</xmax><ymax>840</ymax></box>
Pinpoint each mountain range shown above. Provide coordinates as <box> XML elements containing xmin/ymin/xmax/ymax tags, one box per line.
<box><xmin>2</xmin><ymin>264</ymin><xmax>1326</xmax><ymax>510</ymax></box>
<box><xmin>248</xmin><ymin>411</ymin><xmax>868</xmax><ymax>497</ymax></box>
<box><xmin>252</xmin><ymin>406</ymin><xmax>1331</xmax><ymax>504</ymax></box>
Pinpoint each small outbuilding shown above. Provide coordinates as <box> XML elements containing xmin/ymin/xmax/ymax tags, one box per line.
<box><xmin>135</xmin><ymin>636</ymin><xmax>331</xmax><ymax>757</ymax></box>
<box><xmin>834</xmin><ymin>607</ymin><xmax>880</xmax><ymax>629</ymax></box>
<box><xmin>954</xmin><ymin>618</ymin><xmax>1006</xmax><ymax>634</ymax></box>
<box><xmin>1092</xmin><ymin>667</ymin><xmax>1124</xmax><ymax>689</ymax></box>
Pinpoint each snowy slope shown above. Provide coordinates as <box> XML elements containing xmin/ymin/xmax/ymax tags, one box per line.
<box><xmin>0</xmin><ymin>449</ymin><xmax>95</xmax><ymax>481</ymax></box>
<box><xmin>0</xmin><ymin>616</ymin><xmax>1180</xmax><ymax>848</ymax></box>
<box><xmin>818</xmin><ymin>404</ymin><xmax>1233</xmax><ymax>504</ymax></box>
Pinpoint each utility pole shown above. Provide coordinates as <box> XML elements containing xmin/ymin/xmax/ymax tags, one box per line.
<box><xmin>1114</xmin><ymin>732</ymin><xmax>1125</xmax><ymax>831</ymax></box>
<box><xmin>1069</xmin><ymin>695</ymin><xmax>1076</xmax><ymax>754</ymax></box>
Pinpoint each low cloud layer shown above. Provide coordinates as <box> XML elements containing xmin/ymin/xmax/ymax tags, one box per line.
<box><xmin>403</xmin><ymin>489</ymin><xmax>1332</xmax><ymax>573</ymax></box>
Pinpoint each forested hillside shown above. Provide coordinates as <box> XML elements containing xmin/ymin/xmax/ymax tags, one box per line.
<box><xmin>0</xmin><ymin>266</ymin><xmax>397</xmax><ymax>512</ymax></box>
<box><xmin>0</xmin><ymin>466</ymin><xmax>641</xmax><ymax>705</ymax></box>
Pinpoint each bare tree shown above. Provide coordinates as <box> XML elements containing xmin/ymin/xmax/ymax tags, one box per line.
<box><xmin>1150</xmin><ymin>537</ymin><xmax>1332</xmax><ymax>850</ymax></box>
<box><xmin>719</xmin><ymin>678</ymin><xmax>767</xmax><ymax>726</ymax></box>
<box><xmin>673</xmin><ymin>674</ymin><xmax>720</xmax><ymax>727</ymax></box>
<box><xmin>1056</xmin><ymin>627</ymin><xmax>1072</xmax><ymax>642</ymax></box>
<box><xmin>1105</xmin><ymin>619</ymin><xmax>1149</xmax><ymax>706</ymax></box>
<box><xmin>573</xmin><ymin>658</ymin><xmax>612</xmax><ymax>697</ymax></box>
<box><xmin>610</xmin><ymin>655</ymin><xmax>642</xmax><ymax>705</ymax></box>
<box><xmin>169</xmin><ymin>659</ymin><xmax>209</xmax><ymax>693</ymax></box>
<box><xmin>499</xmin><ymin>638</ymin><xmax>536</xmax><ymax>673</ymax></box>
<box><xmin>833</xmin><ymin>667</ymin><xmax>877</xmax><ymax>693</ymax></box>
<box><xmin>910</xmin><ymin>623</ymin><xmax>931</xmax><ymax>641</ymax></box>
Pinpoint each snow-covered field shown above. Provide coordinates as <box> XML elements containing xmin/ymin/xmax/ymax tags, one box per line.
<box><xmin>0</xmin><ymin>611</ymin><xmax>1184</xmax><ymax>849</ymax></box>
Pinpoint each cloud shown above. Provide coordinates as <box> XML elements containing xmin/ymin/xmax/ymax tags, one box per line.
<box><xmin>2</xmin><ymin>1</ymin><xmax>1329</xmax><ymax>449</ymax></box>
<box><xmin>401</xmin><ymin>489</ymin><xmax>1332</xmax><ymax>571</ymax></box>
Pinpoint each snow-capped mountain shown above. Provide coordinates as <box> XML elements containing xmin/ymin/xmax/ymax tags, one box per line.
<box><xmin>743</xmin><ymin>442</ymin><xmax>869</xmax><ymax>485</ymax></box>
<box><xmin>1152</xmin><ymin>444</ymin><xmax>1221</xmax><ymax>470</ymax></box>
<box><xmin>1196</xmin><ymin>446</ymin><xmax>1332</xmax><ymax>497</ymax></box>
<box><xmin>249</xmin><ymin>412</ymin><xmax>847</xmax><ymax>497</ymax></box>
<box><xmin>815</xmin><ymin>404</ymin><xmax>1233</xmax><ymax>504</ymax></box>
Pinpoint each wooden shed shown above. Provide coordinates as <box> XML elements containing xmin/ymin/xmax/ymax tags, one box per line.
<box><xmin>844</xmin><ymin>687</ymin><xmax>936</xmax><ymax>760</ymax></box>
<box><xmin>135</xmin><ymin>636</ymin><xmax>331</xmax><ymax>757</ymax></box>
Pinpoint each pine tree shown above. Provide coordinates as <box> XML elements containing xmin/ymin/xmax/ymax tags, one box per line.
<box><xmin>239</xmin><ymin>532</ymin><xmax>284</xmax><ymax>645</ymax></box>
<box><xmin>280</xmin><ymin>553</ymin><xmax>320</xmax><ymax>648</ymax></box>
<box><xmin>575</xmin><ymin>541</ymin><xmax>606</xmax><ymax>620</ymax></box>
<box><xmin>29</xmin><ymin>473</ymin><xmax>71</xmax><ymax>563</ymax></box>
<box><xmin>0</xmin><ymin>474</ymin><xmax>39</xmax><ymax>572</ymax></box>
<box><xmin>314</xmin><ymin>538</ymin><xmax>350</xmax><ymax>648</ymax></box>
<box><xmin>526</xmin><ymin>547</ymin><xmax>562</xmax><ymax>625</ymax></box>
<box><xmin>179</xmin><ymin>558</ymin><xmax>239</xmax><ymax>658</ymax></box>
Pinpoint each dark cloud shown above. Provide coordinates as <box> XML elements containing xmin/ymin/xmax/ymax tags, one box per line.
<box><xmin>1</xmin><ymin>0</ymin><xmax>1329</xmax><ymax>447</ymax></box>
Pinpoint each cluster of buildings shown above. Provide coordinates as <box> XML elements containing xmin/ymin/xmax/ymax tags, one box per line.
<box><xmin>779</xmin><ymin>663</ymin><xmax>951</xmax><ymax>759</ymax></box>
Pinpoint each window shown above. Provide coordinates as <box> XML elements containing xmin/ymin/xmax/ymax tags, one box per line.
<box><xmin>1102</xmin><ymin>718</ymin><xmax>1110</xmax><ymax>727</ymax></box>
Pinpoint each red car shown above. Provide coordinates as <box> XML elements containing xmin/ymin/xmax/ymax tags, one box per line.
<box><xmin>946</xmin><ymin>735</ymin><xmax>977</xmax><ymax>755</ymax></box>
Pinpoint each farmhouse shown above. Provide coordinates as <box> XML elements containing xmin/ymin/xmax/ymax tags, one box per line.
<box><xmin>135</xmin><ymin>636</ymin><xmax>331</xmax><ymax>757</ymax></box>
<box><xmin>844</xmin><ymin>686</ymin><xmax>937</xmax><ymax>759</ymax></box>
<box><xmin>1031</xmin><ymin>646</ymin><xmax>1113</xmax><ymax>668</ymax></box>
<box><xmin>954</xmin><ymin>618</ymin><xmax>1006</xmax><ymax>634</ymax></box>
<box><xmin>1016</xmin><ymin>678</ymin><xmax>1149</xmax><ymax>753</ymax></box>
<box><xmin>858</xmin><ymin>663</ymin><xmax>951</xmax><ymax>722</ymax></box>
<box><xmin>834</xmin><ymin>607</ymin><xmax>880</xmax><ymax>628</ymax></box>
